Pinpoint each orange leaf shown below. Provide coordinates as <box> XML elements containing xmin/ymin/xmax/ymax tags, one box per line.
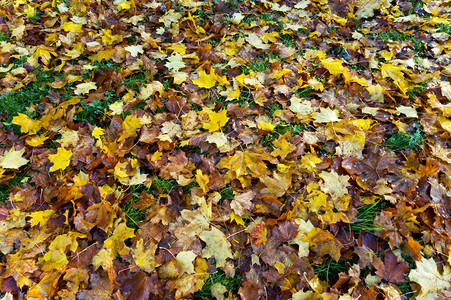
<box><xmin>404</xmin><ymin>237</ymin><xmax>423</xmax><ymax>261</ymax></box>
<box><xmin>250</xmin><ymin>224</ymin><xmax>267</xmax><ymax>246</ymax></box>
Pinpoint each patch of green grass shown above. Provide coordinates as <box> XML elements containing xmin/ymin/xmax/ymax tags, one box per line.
<box><xmin>437</xmin><ymin>23</ymin><xmax>451</xmax><ymax>35</ymax></box>
<box><xmin>407</xmin><ymin>81</ymin><xmax>428</xmax><ymax>102</ymax></box>
<box><xmin>274</xmin><ymin>121</ymin><xmax>307</xmax><ymax>136</ymax></box>
<box><xmin>280</xmin><ymin>33</ymin><xmax>297</xmax><ymax>49</ymax></box>
<box><xmin>73</xmin><ymin>89</ymin><xmax>119</xmax><ymax>125</ymax></box>
<box><xmin>268</xmin><ymin>103</ymin><xmax>281</xmax><ymax>117</ymax></box>
<box><xmin>229</xmin><ymin>88</ymin><xmax>254</xmax><ymax>108</ymax></box>
<box><xmin>350</xmin><ymin>200</ymin><xmax>386</xmax><ymax>233</ymax></box>
<box><xmin>247</xmin><ymin>60</ymin><xmax>269</xmax><ymax>72</ymax></box>
<box><xmin>219</xmin><ymin>187</ymin><xmax>235</xmax><ymax>201</ymax></box>
<box><xmin>0</xmin><ymin>69</ymin><xmax>58</xmax><ymax>123</ymax></box>
<box><xmin>396</xmin><ymin>282</ymin><xmax>415</xmax><ymax>298</ymax></box>
<box><xmin>378</xmin><ymin>30</ymin><xmax>424</xmax><ymax>55</ymax></box>
<box><xmin>383</xmin><ymin>127</ymin><xmax>424</xmax><ymax>151</ymax></box>
<box><xmin>193</xmin><ymin>270</ymin><xmax>242</xmax><ymax>300</ymax></box>
<box><xmin>72</xmin><ymin>100</ymin><xmax>109</xmax><ymax>125</ymax></box>
<box><xmin>123</xmin><ymin>71</ymin><xmax>149</xmax><ymax>91</ymax></box>
<box><xmin>295</xmin><ymin>86</ymin><xmax>313</xmax><ymax>98</ymax></box>
<box><xmin>0</xmin><ymin>33</ymin><xmax>10</xmax><ymax>41</ymax></box>
<box><xmin>0</xmin><ymin>171</ymin><xmax>29</xmax><ymax>203</ymax></box>
<box><xmin>260</xmin><ymin>122</ymin><xmax>306</xmax><ymax>148</ymax></box>
<box><xmin>92</xmin><ymin>59</ymin><xmax>120</xmax><ymax>71</ymax></box>
<box><xmin>183</xmin><ymin>181</ymin><xmax>199</xmax><ymax>195</ymax></box>
<box><xmin>153</xmin><ymin>177</ymin><xmax>177</xmax><ymax>194</ymax></box>
<box><xmin>123</xmin><ymin>197</ymin><xmax>146</xmax><ymax>229</ymax></box>
<box><xmin>242</xmin><ymin>15</ymin><xmax>255</xmax><ymax>26</ymax></box>
<box><xmin>258</xmin><ymin>53</ymin><xmax>283</xmax><ymax>62</ymax></box>
<box><xmin>312</xmin><ymin>256</ymin><xmax>358</xmax><ymax>283</ymax></box>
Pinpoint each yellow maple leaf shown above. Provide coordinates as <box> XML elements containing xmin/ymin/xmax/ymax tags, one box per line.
<box><xmin>23</xmin><ymin>5</ymin><xmax>36</xmax><ymax>18</ymax></box>
<box><xmin>117</xmin><ymin>0</ymin><xmax>135</xmax><ymax>11</ymax></box>
<box><xmin>48</xmin><ymin>148</ymin><xmax>72</xmax><ymax>172</ymax></box>
<box><xmin>271</xmin><ymin>138</ymin><xmax>296</xmax><ymax>160</ymax></box>
<box><xmin>138</xmin><ymin>81</ymin><xmax>164</xmax><ymax>100</ymax></box>
<box><xmin>0</xmin><ymin>148</ymin><xmax>28</xmax><ymax>169</ymax></box>
<box><xmin>12</xmin><ymin>113</ymin><xmax>42</xmax><ymax>135</ymax></box>
<box><xmin>132</xmin><ymin>239</ymin><xmax>158</xmax><ymax>273</ymax></box>
<box><xmin>26</xmin><ymin>133</ymin><xmax>49</xmax><ymax>147</ymax></box>
<box><xmin>101</xmin><ymin>29</ymin><xmax>123</xmax><ymax>45</ymax></box>
<box><xmin>74</xmin><ymin>82</ymin><xmax>97</xmax><ymax>95</ymax></box>
<box><xmin>176</xmin><ymin>250</ymin><xmax>197</xmax><ymax>275</ymax></box>
<box><xmin>192</xmin><ymin>68</ymin><xmax>217</xmax><ymax>89</ymax></box>
<box><xmin>29</xmin><ymin>210</ymin><xmax>54</xmax><ymax>227</ymax></box>
<box><xmin>91</xmin><ymin>127</ymin><xmax>105</xmax><ymax>139</ymax></box>
<box><xmin>124</xmin><ymin>45</ymin><xmax>144</xmax><ymax>57</ymax></box>
<box><xmin>60</xmin><ymin>21</ymin><xmax>83</xmax><ymax>32</ymax></box>
<box><xmin>410</xmin><ymin>257</ymin><xmax>451</xmax><ymax>298</ymax></box>
<box><xmin>202</xmin><ymin>108</ymin><xmax>229</xmax><ymax>132</ymax></box>
<box><xmin>199</xmin><ymin>227</ymin><xmax>233</xmax><ymax>268</ymax></box>
<box><xmin>321</xmin><ymin>58</ymin><xmax>346</xmax><ymax>75</ymax></box>
<box><xmin>257</xmin><ymin>121</ymin><xmax>275</xmax><ymax>131</ymax></box>
<box><xmin>119</xmin><ymin>114</ymin><xmax>143</xmax><ymax>141</ymax></box>
<box><xmin>195</xmin><ymin>169</ymin><xmax>209</xmax><ymax>193</ymax></box>
<box><xmin>151</xmin><ymin>150</ymin><xmax>163</xmax><ymax>162</ymax></box>
<box><xmin>313</xmin><ymin>107</ymin><xmax>340</xmax><ymax>123</ymax></box>
<box><xmin>103</xmin><ymin>223</ymin><xmax>135</xmax><ymax>256</ymax></box>
<box><xmin>381</xmin><ymin>63</ymin><xmax>405</xmax><ymax>82</ymax></box>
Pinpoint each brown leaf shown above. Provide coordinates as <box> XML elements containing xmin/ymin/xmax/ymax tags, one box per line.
<box><xmin>372</xmin><ymin>252</ymin><xmax>409</xmax><ymax>283</ymax></box>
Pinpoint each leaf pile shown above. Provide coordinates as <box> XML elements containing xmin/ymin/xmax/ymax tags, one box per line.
<box><xmin>1</xmin><ymin>0</ymin><xmax>451</xmax><ymax>299</ymax></box>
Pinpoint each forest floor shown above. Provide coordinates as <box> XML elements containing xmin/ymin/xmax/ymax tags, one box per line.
<box><xmin>1</xmin><ymin>0</ymin><xmax>451</xmax><ymax>299</ymax></box>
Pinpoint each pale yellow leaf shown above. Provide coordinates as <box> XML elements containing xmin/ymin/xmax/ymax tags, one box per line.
<box><xmin>0</xmin><ymin>148</ymin><xmax>28</xmax><ymax>169</ymax></box>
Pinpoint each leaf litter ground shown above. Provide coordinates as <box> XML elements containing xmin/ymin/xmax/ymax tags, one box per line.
<box><xmin>1</xmin><ymin>0</ymin><xmax>451</xmax><ymax>299</ymax></box>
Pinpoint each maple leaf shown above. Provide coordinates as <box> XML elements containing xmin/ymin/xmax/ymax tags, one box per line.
<box><xmin>48</xmin><ymin>147</ymin><xmax>72</xmax><ymax>172</ymax></box>
<box><xmin>28</xmin><ymin>210</ymin><xmax>53</xmax><ymax>227</ymax></box>
<box><xmin>372</xmin><ymin>252</ymin><xmax>409</xmax><ymax>283</ymax></box>
<box><xmin>202</xmin><ymin>108</ymin><xmax>229</xmax><ymax>132</ymax></box>
<box><xmin>176</xmin><ymin>250</ymin><xmax>197</xmax><ymax>275</ymax></box>
<box><xmin>245</xmin><ymin>32</ymin><xmax>269</xmax><ymax>49</ymax></box>
<box><xmin>218</xmin><ymin>150</ymin><xmax>271</xmax><ymax>186</ymax></box>
<box><xmin>313</xmin><ymin>107</ymin><xmax>340</xmax><ymax>123</ymax></box>
<box><xmin>302</xmin><ymin>227</ymin><xmax>343</xmax><ymax>261</ymax></box>
<box><xmin>103</xmin><ymin>222</ymin><xmax>135</xmax><ymax>256</ymax></box>
<box><xmin>250</xmin><ymin>223</ymin><xmax>267</xmax><ymax>246</ymax></box>
<box><xmin>230</xmin><ymin>190</ymin><xmax>255</xmax><ymax>216</ymax></box>
<box><xmin>11</xmin><ymin>113</ymin><xmax>42</xmax><ymax>135</ymax></box>
<box><xmin>0</xmin><ymin>148</ymin><xmax>28</xmax><ymax>169</ymax></box>
<box><xmin>404</xmin><ymin>237</ymin><xmax>423</xmax><ymax>261</ymax></box>
<box><xmin>124</xmin><ymin>45</ymin><xmax>144</xmax><ymax>57</ymax></box>
<box><xmin>321</xmin><ymin>58</ymin><xmax>346</xmax><ymax>75</ymax></box>
<box><xmin>166</xmin><ymin>53</ymin><xmax>186</xmax><ymax>72</ymax></box>
<box><xmin>319</xmin><ymin>170</ymin><xmax>350</xmax><ymax>202</ymax></box>
<box><xmin>138</xmin><ymin>81</ymin><xmax>164</xmax><ymax>100</ymax></box>
<box><xmin>132</xmin><ymin>239</ymin><xmax>159</xmax><ymax>273</ymax></box>
<box><xmin>192</xmin><ymin>68</ymin><xmax>218</xmax><ymax>89</ymax></box>
<box><xmin>74</xmin><ymin>82</ymin><xmax>97</xmax><ymax>95</ymax></box>
<box><xmin>199</xmin><ymin>227</ymin><xmax>233</xmax><ymax>268</ymax></box>
<box><xmin>409</xmin><ymin>257</ymin><xmax>451</xmax><ymax>299</ymax></box>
